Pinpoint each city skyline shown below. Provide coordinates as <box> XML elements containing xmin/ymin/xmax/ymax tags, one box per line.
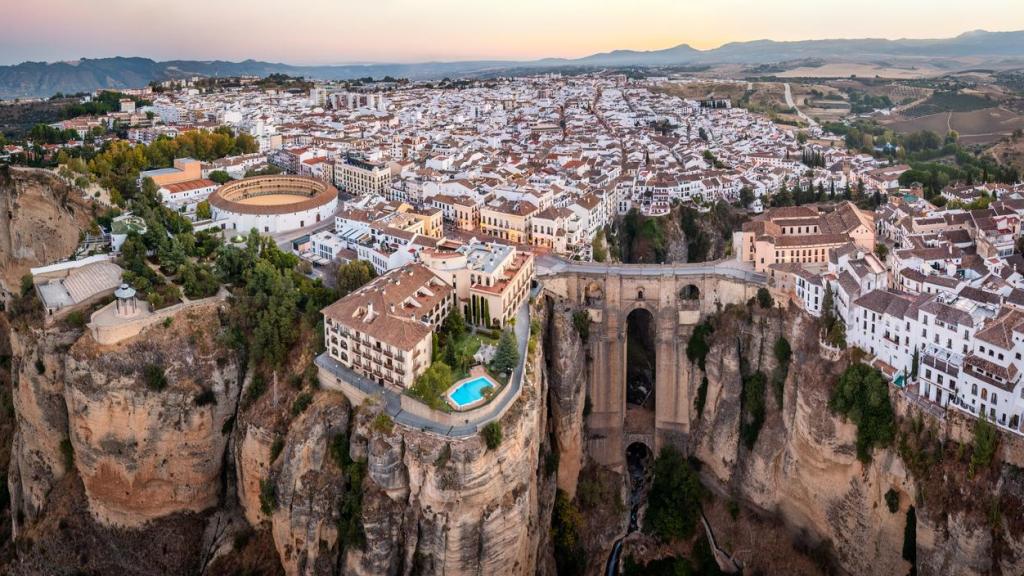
<box><xmin>2</xmin><ymin>0</ymin><xmax>1024</xmax><ymax>66</ymax></box>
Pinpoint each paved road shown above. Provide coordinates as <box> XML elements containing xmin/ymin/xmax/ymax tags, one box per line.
<box><xmin>783</xmin><ymin>83</ymin><xmax>818</xmax><ymax>129</ymax></box>
<box><xmin>535</xmin><ymin>254</ymin><xmax>767</xmax><ymax>285</ymax></box>
<box><xmin>316</xmin><ymin>300</ymin><xmax>531</xmax><ymax>437</ymax></box>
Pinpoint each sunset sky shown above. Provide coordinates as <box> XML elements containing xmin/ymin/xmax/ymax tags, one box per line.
<box><xmin>2</xmin><ymin>0</ymin><xmax>1023</xmax><ymax>65</ymax></box>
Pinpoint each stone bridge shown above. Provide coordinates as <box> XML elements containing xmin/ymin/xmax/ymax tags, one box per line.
<box><xmin>538</xmin><ymin>256</ymin><xmax>766</xmax><ymax>469</ymax></box>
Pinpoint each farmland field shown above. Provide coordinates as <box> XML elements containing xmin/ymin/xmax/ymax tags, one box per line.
<box><xmin>901</xmin><ymin>91</ymin><xmax>996</xmax><ymax>118</ymax></box>
<box><xmin>882</xmin><ymin>107</ymin><xmax>1024</xmax><ymax>145</ymax></box>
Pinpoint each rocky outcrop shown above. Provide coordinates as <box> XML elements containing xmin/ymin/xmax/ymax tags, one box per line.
<box><xmin>687</xmin><ymin>307</ymin><xmax>911</xmax><ymax>575</ymax></box>
<box><xmin>270</xmin><ymin>394</ymin><xmax>350</xmax><ymax>575</ymax></box>
<box><xmin>237</xmin><ymin>420</ymin><xmax>275</xmax><ymax>526</ymax></box>
<box><xmin>344</xmin><ymin>321</ymin><xmax>547</xmax><ymax>576</ymax></box>
<box><xmin>63</xmin><ymin>301</ymin><xmax>240</xmax><ymax>527</ymax></box>
<box><xmin>0</xmin><ymin>166</ymin><xmax>90</xmax><ymax>293</ymax></box>
<box><xmin>7</xmin><ymin>326</ymin><xmax>77</xmax><ymax>533</ymax></box>
<box><xmin>545</xmin><ymin>300</ymin><xmax>587</xmax><ymax>496</ymax></box>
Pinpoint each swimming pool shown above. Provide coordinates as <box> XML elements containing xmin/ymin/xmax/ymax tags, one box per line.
<box><xmin>448</xmin><ymin>375</ymin><xmax>497</xmax><ymax>409</ymax></box>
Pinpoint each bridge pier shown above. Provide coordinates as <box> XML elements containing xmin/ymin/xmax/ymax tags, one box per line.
<box><xmin>541</xmin><ymin>260</ymin><xmax>764</xmax><ymax>470</ymax></box>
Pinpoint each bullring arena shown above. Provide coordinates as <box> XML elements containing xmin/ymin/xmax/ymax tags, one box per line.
<box><xmin>208</xmin><ymin>175</ymin><xmax>338</xmax><ymax>234</ymax></box>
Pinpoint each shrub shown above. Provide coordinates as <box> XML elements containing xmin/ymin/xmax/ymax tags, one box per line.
<box><xmin>338</xmin><ymin>461</ymin><xmax>367</xmax><ymax>550</ymax></box>
<box><xmin>60</xmin><ymin>438</ymin><xmax>74</xmax><ymax>469</ymax></box>
<box><xmin>970</xmin><ymin>415</ymin><xmax>999</xmax><ymax>475</ymax></box>
<box><xmin>330</xmin><ymin>433</ymin><xmax>352</xmax><ymax>469</ymax></box>
<box><xmin>410</xmin><ymin>362</ymin><xmax>452</xmax><ymax>410</ymax></box>
<box><xmin>435</xmin><ymin>443</ymin><xmax>452</xmax><ymax>468</ymax></box>
<box><xmin>371</xmin><ymin>413</ymin><xmax>394</xmax><ymax>435</ymax></box>
<box><xmin>572</xmin><ymin>310</ymin><xmax>590</xmax><ymax>343</ymax></box>
<box><xmin>143</xmin><ymin>363</ymin><xmax>168</xmax><ymax>392</ymax></box>
<box><xmin>740</xmin><ymin>371</ymin><xmax>767</xmax><ymax>449</ymax></box>
<box><xmin>162</xmin><ymin>317</ymin><xmax>173</xmax><ymax>328</ymax></box>
<box><xmin>270</xmin><ymin>436</ymin><xmax>285</xmax><ymax>461</ymax></box>
<box><xmin>686</xmin><ymin>322</ymin><xmax>714</xmax><ymax>371</ymax></box>
<box><xmin>756</xmin><ymin>287</ymin><xmax>774</xmax><ymax>309</ymax></box>
<box><xmin>644</xmin><ymin>447</ymin><xmax>705</xmax><ymax>541</ymax></box>
<box><xmin>482</xmin><ymin>421</ymin><xmax>503</xmax><ymax>450</ymax></box>
<box><xmin>245</xmin><ymin>374</ymin><xmax>267</xmax><ymax>405</ymax></box>
<box><xmin>885</xmin><ymin>488</ymin><xmax>900</xmax><ymax>513</ymax></box>
<box><xmin>259</xmin><ymin>478</ymin><xmax>277</xmax><ymax>515</ymax></box>
<box><xmin>551</xmin><ymin>489</ymin><xmax>586</xmax><ymax>576</ymax></box>
<box><xmin>65</xmin><ymin>310</ymin><xmax>86</xmax><ymax>329</ymax></box>
<box><xmin>194</xmin><ymin>389</ymin><xmax>217</xmax><ymax>406</ymax></box>
<box><xmin>291</xmin><ymin>392</ymin><xmax>313</xmax><ymax>416</ymax></box>
<box><xmin>829</xmin><ymin>363</ymin><xmax>896</xmax><ymax>463</ymax></box>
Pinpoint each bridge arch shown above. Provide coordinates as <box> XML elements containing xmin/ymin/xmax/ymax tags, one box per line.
<box><xmin>538</xmin><ymin>257</ymin><xmax>766</xmax><ymax>469</ymax></box>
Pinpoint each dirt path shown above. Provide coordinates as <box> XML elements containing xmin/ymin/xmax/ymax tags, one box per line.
<box><xmin>783</xmin><ymin>83</ymin><xmax>817</xmax><ymax>128</ymax></box>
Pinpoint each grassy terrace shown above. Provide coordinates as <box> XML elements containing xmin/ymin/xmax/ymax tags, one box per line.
<box><xmin>406</xmin><ymin>308</ymin><xmax>520</xmax><ymax>412</ymax></box>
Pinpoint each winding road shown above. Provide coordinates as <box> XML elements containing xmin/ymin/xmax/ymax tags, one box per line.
<box><xmin>783</xmin><ymin>83</ymin><xmax>818</xmax><ymax>129</ymax></box>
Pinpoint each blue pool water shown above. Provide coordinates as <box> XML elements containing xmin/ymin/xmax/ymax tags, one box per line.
<box><xmin>449</xmin><ymin>376</ymin><xmax>495</xmax><ymax>407</ymax></box>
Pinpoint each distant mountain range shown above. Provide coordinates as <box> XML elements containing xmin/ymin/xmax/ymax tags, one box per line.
<box><xmin>2</xmin><ymin>30</ymin><xmax>1023</xmax><ymax>99</ymax></box>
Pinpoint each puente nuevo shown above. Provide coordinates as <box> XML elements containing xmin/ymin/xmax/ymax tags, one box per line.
<box><xmin>537</xmin><ymin>255</ymin><xmax>768</xmax><ymax>469</ymax></box>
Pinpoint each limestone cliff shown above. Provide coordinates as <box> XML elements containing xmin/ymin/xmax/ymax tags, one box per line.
<box><xmin>0</xmin><ymin>166</ymin><xmax>91</xmax><ymax>293</ymax></box>
<box><xmin>683</xmin><ymin>304</ymin><xmax>1024</xmax><ymax>576</ymax></box>
<box><xmin>544</xmin><ymin>299</ymin><xmax>587</xmax><ymax>496</ymax></box>
<box><xmin>343</xmin><ymin>320</ymin><xmax>547</xmax><ymax>576</ymax></box>
<box><xmin>688</xmin><ymin>306</ymin><xmax>909</xmax><ymax>574</ymax></box>
<box><xmin>270</xmin><ymin>394</ymin><xmax>350</xmax><ymax>575</ymax></box>
<box><xmin>7</xmin><ymin>326</ymin><xmax>77</xmax><ymax>533</ymax></box>
<box><xmin>63</xmin><ymin>301</ymin><xmax>240</xmax><ymax>527</ymax></box>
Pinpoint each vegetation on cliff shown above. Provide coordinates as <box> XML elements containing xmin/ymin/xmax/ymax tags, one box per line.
<box><xmin>552</xmin><ymin>489</ymin><xmax>586</xmax><ymax>575</ymax></box>
<box><xmin>644</xmin><ymin>447</ymin><xmax>706</xmax><ymax>542</ymax></box>
<box><xmin>829</xmin><ymin>362</ymin><xmax>896</xmax><ymax>463</ymax></box>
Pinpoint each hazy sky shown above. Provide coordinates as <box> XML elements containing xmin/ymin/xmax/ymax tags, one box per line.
<box><xmin>2</xmin><ymin>0</ymin><xmax>1023</xmax><ymax>65</ymax></box>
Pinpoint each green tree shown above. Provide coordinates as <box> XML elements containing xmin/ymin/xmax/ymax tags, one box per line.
<box><xmin>970</xmin><ymin>415</ymin><xmax>999</xmax><ymax>475</ymax></box>
<box><xmin>644</xmin><ymin>447</ymin><xmax>705</xmax><ymax>541</ymax></box>
<box><xmin>829</xmin><ymin>363</ymin><xmax>896</xmax><ymax>462</ymax></box>
<box><xmin>738</xmin><ymin>186</ymin><xmax>755</xmax><ymax>208</ymax></box>
<box><xmin>336</xmin><ymin>260</ymin><xmax>377</xmax><ymax>297</ymax></box>
<box><xmin>208</xmin><ymin>170</ymin><xmax>232</xmax><ymax>184</ymax></box>
<box><xmin>490</xmin><ymin>329</ymin><xmax>519</xmax><ymax>376</ymax></box>
<box><xmin>482</xmin><ymin>421</ymin><xmax>503</xmax><ymax>450</ymax></box>
<box><xmin>551</xmin><ymin>490</ymin><xmax>586</xmax><ymax>575</ymax></box>
<box><xmin>591</xmin><ymin>230</ymin><xmax>607</xmax><ymax>262</ymax></box>
<box><xmin>874</xmin><ymin>243</ymin><xmax>889</xmax><ymax>261</ymax></box>
<box><xmin>686</xmin><ymin>322</ymin><xmax>713</xmax><ymax>371</ymax></box>
<box><xmin>410</xmin><ymin>361</ymin><xmax>453</xmax><ymax>410</ymax></box>
<box><xmin>196</xmin><ymin>200</ymin><xmax>212</xmax><ymax>220</ymax></box>
<box><xmin>756</xmin><ymin>287</ymin><xmax>774</xmax><ymax>309</ymax></box>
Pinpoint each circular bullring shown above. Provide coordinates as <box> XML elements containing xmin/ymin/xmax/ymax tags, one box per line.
<box><xmin>208</xmin><ymin>175</ymin><xmax>338</xmax><ymax>234</ymax></box>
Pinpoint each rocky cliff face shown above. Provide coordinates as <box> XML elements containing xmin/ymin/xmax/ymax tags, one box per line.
<box><xmin>63</xmin><ymin>302</ymin><xmax>240</xmax><ymax>527</ymax></box>
<box><xmin>680</xmin><ymin>304</ymin><xmax>1024</xmax><ymax>576</ymax></box>
<box><xmin>688</xmin><ymin>306</ymin><xmax>910</xmax><ymax>574</ymax></box>
<box><xmin>342</xmin><ymin>321</ymin><xmax>547</xmax><ymax>576</ymax></box>
<box><xmin>270</xmin><ymin>394</ymin><xmax>350</xmax><ymax>575</ymax></box>
<box><xmin>0</xmin><ymin>167</ymin><xmax>90</xmax><ymax>293</ymax></box>
<box><xmin>7</xmin><ymin>326</ymin><xmax>77</xmax><ymax>533</ymax></box>
<box><xmin>544</xmin><ymin>299</ymin><xmax>587</xmax><ymax>496</ymax></box>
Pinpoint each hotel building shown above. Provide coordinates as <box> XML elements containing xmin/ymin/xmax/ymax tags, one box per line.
<box><xmin>322</xmin><ymin>264</ymin><xmax>455</xmax><ymax>390</ymax></box>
